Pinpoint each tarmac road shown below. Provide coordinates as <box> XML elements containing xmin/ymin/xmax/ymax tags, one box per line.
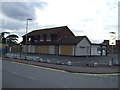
<box><xmin>0</xmin><ymin>58</ymin><xmax>2</xmax><ymax>89</ymax></box>
<box><xmin>2</xmin><ymin>60</ymin><xmax>119</xmax><ymax>88</ymax></box>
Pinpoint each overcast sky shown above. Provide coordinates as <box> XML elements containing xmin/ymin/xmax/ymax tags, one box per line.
<box><xmin>1</xmin><ymin>0</ymin><xmax>119</xmax><ymax>43</ymax></box>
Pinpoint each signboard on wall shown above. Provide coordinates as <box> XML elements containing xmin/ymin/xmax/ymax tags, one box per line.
<box><xmin>91</xmin><ymin>48</ymin><xmax>98</xmax><ymax>55</ymax></box>
<box><xmin>91</xmin><ymin>48</ymin><xmax>101</xmax><ymax>55</ymax></box>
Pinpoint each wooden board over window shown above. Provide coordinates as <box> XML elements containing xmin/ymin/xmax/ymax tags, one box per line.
<box><xmin>59</xmin><ymin>45</ymin><xmax>73</xmax><ymax>55</ymax></box>
<box><xmin>37</xmin><ymin>45</ymin><xmax>49</xmax><ymax>54</ymax></box>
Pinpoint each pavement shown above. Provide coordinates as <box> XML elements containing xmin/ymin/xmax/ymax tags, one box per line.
<box><xmin>1</xmin><ymin>56</ymin><xmax>120</xmax><ymax>74</ymax></box>
<box><xmin>5</xmin><ymin>52</ymin><xmax>120</xmax><ymax>66</ymax></box>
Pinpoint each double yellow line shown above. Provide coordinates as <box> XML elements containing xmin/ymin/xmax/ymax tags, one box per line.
<box><xmin>2</xmin><ymin>59</ymin><xmax>120</xmax><ymax>76</ymax></box>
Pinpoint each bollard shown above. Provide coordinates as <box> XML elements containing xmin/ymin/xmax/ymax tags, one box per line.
<box><xmin>67</xmin><ymin>61</ymin><xmax>72</xmax><ymax>66</ymax></box>
<box><xmin>115</xmin><ymin>61</ymin><xmax>118</xmax><ymax>65</ymax></box>
<box><xmin>47</xmin><ymin>60</ymin><xmax>51</xmax><ymax>63</ymax></box>
<box><xmin>33</xmin><ymin>58</ymin><xmax>36</xmax><ymax>61</ymax></box>
<box><xmin>111</xmin><ymin>58</ymin><xmax>113</xmax><ymax>65</ymax></box>
<box><xmin>57</xmin><ymin>61</ymin><xmax>60</xmax><ymax>64</ymax></box>
<box><xmin>94</xmin><ymin>63</ymin><xmax>98</xmax><ymax>67</ymax></box>
<box><xmin>40</xmin><ymin>58</ymin><xmax>43</xmax><ymax>62</ymax></box>
<box><xmin>109</xmin><ymin>61</ymin><xmax>113</xmax><ymax>66</ymax></box>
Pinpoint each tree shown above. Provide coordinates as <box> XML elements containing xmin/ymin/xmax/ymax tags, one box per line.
<box><xmin>6</xmin><ymin>34</ymin><xmax>19</xmax><ymax>44</ymax></box>
<box><xmin>1</xmin><ymin>32</ymin><xmax>10</xmax><ymax>44</ymax></box>
<box><xmin>0</xmin><ymin>33</ymin><xmax>2</xmax><ymax>44</ymax></box>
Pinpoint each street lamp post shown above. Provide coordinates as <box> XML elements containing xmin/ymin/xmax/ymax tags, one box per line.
<box><xmin>109</xmin><ymin>32</ymin><xmax>116</xmax><ymax>66</ymax></box>
<box><xmin>25</xmin><ymin>19</ymin><xmax>32</xmax><ymax>60</ymax></box>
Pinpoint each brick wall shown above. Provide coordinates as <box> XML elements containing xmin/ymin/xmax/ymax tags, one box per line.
<box><xmin>57</xmin><ymin>29</ymin><xmax>74</xmax><ymax>40</ymax></box>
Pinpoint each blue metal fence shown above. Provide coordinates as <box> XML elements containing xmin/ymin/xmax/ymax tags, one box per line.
<box><xmin>2</xmin><ymin>48</ymin><xmax>7</xmax><ymax>55</ymax></box>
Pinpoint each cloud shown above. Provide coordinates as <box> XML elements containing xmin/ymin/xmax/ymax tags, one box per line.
<box><xmin>35</xmin><ymin>0</ymin><xmax>119</xmax><ymax>43</ymax></box>
<box><xmin>1</xmin><ymin>16</ymin><xmax>24</xmax><ymax>30</ymax></box>
<box><xmin>1</xmin><ymin>2</ymin><xmax>47</xmax><ymax>21</ymax></box>
<box><xmin>104</xmin><ymin>25</ymin><xmax>118</xmax><ymax>30</ymax></box>
<box><xmin>1</xmin><ymin>1</ymin><xmax>47</xmax><ymax>41</ymax></box>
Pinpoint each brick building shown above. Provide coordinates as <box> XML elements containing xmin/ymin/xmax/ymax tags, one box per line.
<box><xmin>102</xmin><ymin>40</ymin><xmax>120</xmax><ymax>54</ymax></box>
<box><xmin>21</xmin><ymin>26</ymin><xmax>107</xmax><ymax>56</ymax></box>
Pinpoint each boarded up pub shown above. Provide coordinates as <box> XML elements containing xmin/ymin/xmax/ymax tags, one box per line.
<box><xmin>22</xmin><ymin>26</ymin><xmax>107</xmax><ymax>56</ymax></box>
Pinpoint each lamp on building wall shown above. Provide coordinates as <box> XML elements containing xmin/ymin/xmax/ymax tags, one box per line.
<box><xmin>25</xmin><ymin>18</ymin><xmax>32</xmax><ymax>60</ymax></box>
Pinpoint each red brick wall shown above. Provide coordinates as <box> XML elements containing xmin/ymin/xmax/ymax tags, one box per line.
<box><xmin>56</xmin><ymin>29</ymin><xmax>74</xmax><ymax>40</ymax></box>
<box><xmin>51</xmin><ymin>34</ymin><xmax>57</xmax><ymax>41</ymax></box>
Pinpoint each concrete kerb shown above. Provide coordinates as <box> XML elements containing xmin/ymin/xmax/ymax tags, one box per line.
<box><xmin>2</xmin><ymin>57</ymin><xmax>120</xmax><ymax>74</ymax></box>
<box><xmin>22</xmin><ymin>63</ymin><xmax>120</xmax><ymax>74</ymax></box>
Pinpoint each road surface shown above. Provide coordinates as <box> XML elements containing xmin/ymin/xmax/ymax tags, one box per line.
<box><xmin>2</xmin><ymin>59</ymin><xmax>119</xmax><ymax>88</ymax></box>
<box><xmin>0</xmin><ymin>57</ymin><xmax>2</xmax><ymax>89</ymax></box>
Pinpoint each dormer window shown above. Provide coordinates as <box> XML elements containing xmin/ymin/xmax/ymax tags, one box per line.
<box><xmin>40</xmin><ymin>35</ymin><xmax>44</xmax><ymax>42</ymax></box>
<box><xmin>46</xmin><ymin>34</ymin><xmax>51</xmax><ymax>41</ymax></box>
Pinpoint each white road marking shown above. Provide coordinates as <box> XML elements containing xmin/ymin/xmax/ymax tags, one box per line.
<box><xmin>11</xmin><ymin>71</ymin><xmax>37</xmax><ymax>80</ymax></box>
<box><xmin>97</xmin><ymin>75</ymin><xmax>118</xmax><ymax>80</ymax></box>
<box><xmin>108</xmin><ymin>80</ymin><xmax>113</xmax><ymax>83</ymax></box>
<box><xmin>27</xmin><ymin>76</ymin><xmax>37</xmax><ymax>80</ymax></box>
<box><xmin>64</xmin><ymin>86</ymin><xmax>68</xmax><ymax>88</ymax></box>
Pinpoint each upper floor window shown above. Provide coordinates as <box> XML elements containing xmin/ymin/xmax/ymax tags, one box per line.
<box><xmin>40</xmin><ymin>35</ymin><xmax>44</xmax><ymax>42</ymax></box>
<box><xmin>46</xmin><ymin>34</ymin><xmax>51</xmax><ymax>41</ymax></box>
<box><xmin>34</xmin><ymin>37</ymin><xmax>38</xmax><ymax>42</ymax></box>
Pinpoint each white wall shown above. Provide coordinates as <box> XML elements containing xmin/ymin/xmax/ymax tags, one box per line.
<box><xmin>28</xmin><ymin>45</ymin><xmax>31</xmax><ymax>53</ymax></box>
<box><xmin>75</xmin><ymin>38</ymin><xmax>91</xmax><ymax>56</ymax></box>
<box><xmin>49</xmin><ymin>45</ymin><xmax>55</xmax><ymax>54</ymax></box>
<box><xmin>31</xmin><ymin>45</ymin><xmax>35</xmax><ymax>53</ymax></box>
<box><xmin>27</xmin><ymin>45</ymin><xmax>35</xmax><ymax>53</ymax></box>
<box><xmin>22</xmin><ymin>45</ymin><xmax>26</xmax><ymax>53</ymax></box>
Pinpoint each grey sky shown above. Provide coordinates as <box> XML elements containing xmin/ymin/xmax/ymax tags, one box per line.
<box><xmin>2</xmin><ymin>2</ymin><xmax>47</xmax><ymax>21</ymax></box>
<box><xmin>1</xmin><ymin>1</ymin><xmax>47</xmax><ymax>40</ymax></box>
<box><xmin>1</xmin><ymin>0</ymin><xmax>119</xmax><ymax>43</ymax></box>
